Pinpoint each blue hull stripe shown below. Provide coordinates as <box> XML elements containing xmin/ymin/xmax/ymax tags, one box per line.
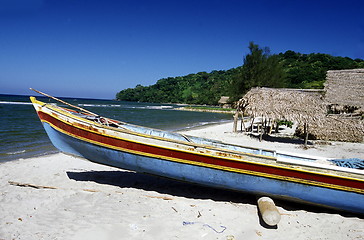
<box><xmin>43</xmin><ymin>122</ymin><xmax>364</xmax><ymax>214</ymax></box>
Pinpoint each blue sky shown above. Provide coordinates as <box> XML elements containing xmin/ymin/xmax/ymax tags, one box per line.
<box><xmin>1</xmin><ymin>0</ymin><xmax>363</xmax><ymax>99</ymax></box>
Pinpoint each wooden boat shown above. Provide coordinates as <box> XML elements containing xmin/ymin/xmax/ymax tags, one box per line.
<box><xmin>30</xmin><ymin>92</ymin><xmax>364</xmax><ymax>214</ymax></box>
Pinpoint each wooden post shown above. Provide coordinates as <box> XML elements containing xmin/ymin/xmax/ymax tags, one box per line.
<box><xmin>268</xmin><ymin>119</ymin><xmax>273</xmax><ymax>134</ymax></box>
<box><xmin>259</xmin><ymin>117</ymin><xmax>264</xmax><ymax>142</ymax></box>
<box><xmin>240</xmin><ymin>113</ymin><xmax>243</xmax><ymax>131</ymax></box>
<box><xmin>233</xmin><ymin>111</ymin><xmax>239</xmax><ymax>132</ymax></box>
<box><xmin>241</xmin><ymin>114</ymin><xmax>246</xmax><ymax>132</ymax></box>
<box><xmin>304</xmin><ymin>122</ymin><xmax>309</xmax><ymax>148</ymax></box>
<box><xmin>250</xmin><ymin>117</ymin><xmax>255</xmax><ymax>132</ymax></box>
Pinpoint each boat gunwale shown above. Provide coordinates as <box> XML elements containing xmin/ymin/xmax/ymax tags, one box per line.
<box><xmin>31</xmin><ymin>97</ymin><xmax>278</xmax><ymax>159</ymax></box>
<box><xmin>31</xmin><ymin>97</ymin><xmax>364</xmax><ymax>185</ymax></box>
<box><xmin>39</xmin><ymin>112</ymin><xmax>364</xmax><ymax>194</ymax></box>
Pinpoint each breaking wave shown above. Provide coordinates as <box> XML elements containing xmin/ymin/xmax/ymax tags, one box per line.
<box><xmin>0</xmin><ymin>101</ymin><xmax>32</xmax><ymax>105</ymax></box>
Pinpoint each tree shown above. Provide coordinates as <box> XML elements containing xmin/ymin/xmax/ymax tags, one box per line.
<box><xmin>115</xmin><ymin>44</ymin><xmax>363</xmax><ymax>104</ymax></box>
<box><xmin>279</xmin><ymin>51</ymin><xmax>364</xmax><ymax>89</ymax></box>
<box><xmin>230</xmin><ymin>42</ymin><xmax>286</xmax><ymax>101</ymax></box>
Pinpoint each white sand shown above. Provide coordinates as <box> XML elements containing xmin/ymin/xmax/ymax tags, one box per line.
<box><xmin>1</xmin><ymin>121</ymin><xmax>363</xmax><ymax>240</ymax></box>
<box><xmin>180</xmin><ymin>121</ymin><xmax>364</xmax><ymax>159</ymax></box>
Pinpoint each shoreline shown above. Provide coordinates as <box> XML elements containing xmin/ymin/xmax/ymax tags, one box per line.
<box><xmin>1</xmin><ymin>119</ymin><xmax>232</xmax><ymax>165</ymax></box>
<box><xmin>1</xmin><ymin>121</ymin><xmax>363</xmax><ymax>239</ymax></box>
<box><xmin>175</xmin><ymin>106</ymin><xmax>235</xmax><ymax>114</ymax></box>
<box><xmin>1</xmin><ymin>119</ymin><xmax>232</xmax><ymax>164</ymax></box>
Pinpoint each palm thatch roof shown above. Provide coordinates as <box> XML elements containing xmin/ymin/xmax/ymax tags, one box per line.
<box><xmin>237</xmin><ymin>87</ymin><xmax>326</xmax><ymax>124</ymax></box>
<box><xmin>296</xmin><ymin>116</ymin><xmax>364</xmax><ymax>142</ymax></box>
<box><xmin>218</xmin><ymin>96</ymin><xmax>230</xmax><ymax>104</ymax></box>
<box><xmin>324</xmin><ymin>69</ymin><xmax>364</xmax><ymax>109</ymax></box>
<box><xmin>236</xmin><ymin>87</ymin><xmax>363</xmax><ymax>142</ymax></box>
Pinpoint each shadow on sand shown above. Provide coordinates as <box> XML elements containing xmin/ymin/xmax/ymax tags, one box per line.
<box><xmin>67</xmin><ymin>170</ymin><xmax>256</xmax><ymax>205</ymax></box>
<box><xmin>66</xmin><ymin>169</ymin><xmax>360</xmax><ymax>218</ymax></box>
<box><xmin>248</xmin><ymin>133</ymin><xmax>314</xmax><ymax>146</ymax></box>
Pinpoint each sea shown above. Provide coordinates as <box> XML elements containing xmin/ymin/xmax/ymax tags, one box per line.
<box><xmin>0</xmin><ymin>94</ymin><xmax>232</xmax><ymax>163</ymax></box>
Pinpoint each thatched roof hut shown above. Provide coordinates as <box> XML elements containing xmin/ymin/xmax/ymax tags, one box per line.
<box><xmin>324</xmin><ymin>69</ymin><xmax>364</xmax><ymax>110</ymax></box>
<box><xmin>237</xmin><ymin>87</ymin><xmax>326</xmax><ymax>124</ymax></box>
<box><xmin>236</xmin><ymin>86</ymin><xmax>364</xmax><ymax>143</ymax></box>
<box><xmin>234</xmin><ymin>87</ymin><xmax>326</xmax><ymax>145</ymax></box>
<box><xmin>296</xmin><ymin>116</ymin><xmax>364</xmax><ymax>142</ymax></box>
<box><xmin>218</xmin><ymin>96</ymin><xmax>231</xmax><ymax>108</ymax></box>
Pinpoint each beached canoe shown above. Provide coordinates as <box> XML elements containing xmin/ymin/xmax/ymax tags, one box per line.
<box><xmin>30</xmin><ymin>95</ymin><xmax>364</xmax><ymax>214</ymax></box>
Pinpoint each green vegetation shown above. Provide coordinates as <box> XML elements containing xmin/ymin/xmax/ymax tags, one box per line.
<box><xmin>117</xmin><ymin>70</ymin><xmax>236</xmax><ymax>105</ymax></box>
<box><xmin>277</xmin><ymin>120</ymin><xmax>294</xmax><ymax>128</ymax></box>
<box><xmin>279</xmin><ymin>50</ymin><xmax>364</xmax><ymax>89</ymax></box>
<box><xmin>116</xmin><ymin>42</ymin><xmax>364</xmax><ymax>105</ymax></box>
<box><xmin>230</xmin><ymin>42</ymin><xmax>286</xmax><ymax>101</ymax></box>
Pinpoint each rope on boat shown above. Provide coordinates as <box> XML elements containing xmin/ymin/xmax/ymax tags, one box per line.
<box><xmin>30</xmin><ymin>88</ymin><xmax>98</xmax><ymax>116</ymax></box>
<box><xmin>329</xmin><ymin>158</ymin><xmax>364</xmax><ymax>169</ymax></box>
<box><xmin>30</xmin><ymin>88</ymin><xmax>115</xmax><ymax>126</ymax></box>
<box><xmin>183</xmin><ymin>221</ymin><xmax>227</xmax><ymax>233</ymax></box>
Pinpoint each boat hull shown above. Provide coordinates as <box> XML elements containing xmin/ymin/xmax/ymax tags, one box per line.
<box><xmin>42</xmin><ymin>121</ymin><xmax>364</xmax><ymax>214</ymax></box>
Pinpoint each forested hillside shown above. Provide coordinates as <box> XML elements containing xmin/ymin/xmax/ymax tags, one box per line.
<box><xmin>116</xmin><ymin>70</ymin><xmax>236</xmax><ymax>105</ymax></box>
<box><xmin>280</xmin><ymin>50</ymin><xmax>364</xmax><ymax>89</ymax></box>
<box><xmin>116</xmin><ymin>44</ymin><xmax>364</xmax><ymax>105</ymax></box>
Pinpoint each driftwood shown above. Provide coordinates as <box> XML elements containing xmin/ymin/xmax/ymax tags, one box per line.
<box><xmin>257</xmin><ymin>197</ymin><xmax>281</xmax><ymax>226</ymax></box>
<box><xmin>8</xmin><ymin>181</ymin><xmax>57</xmax><ymax>189</ymax></box>
<box><xmin>144</xmin><ymin>195</ymin><xmax>174</xmax><ymax>200</ymax></box>
<box><xmin>9</xmin><ymin>181</ymin><xmax>99</xmax><ymax>192</ymax></box>
<box><xmin>82</xmin><ymin>189</ymin><xmax>100</xmax><ymax>192</ymax></box>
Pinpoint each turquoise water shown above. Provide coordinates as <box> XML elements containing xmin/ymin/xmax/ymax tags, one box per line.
<box><xmin>0</xmin><ymin>94</ymin><xmax>232</xmax><ymax>162</ymax></box>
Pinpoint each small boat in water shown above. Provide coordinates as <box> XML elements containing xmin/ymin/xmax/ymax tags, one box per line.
<box><xmin>30</xmin><ymin>91</ymin><xmax>364</xmax><ymax>214</ymax></box>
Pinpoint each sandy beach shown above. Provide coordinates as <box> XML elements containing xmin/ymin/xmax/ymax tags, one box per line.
<box><xmin>1</xmin><ymin>121</ymin><xmax>363</xmax><ymax>240</ymax></box>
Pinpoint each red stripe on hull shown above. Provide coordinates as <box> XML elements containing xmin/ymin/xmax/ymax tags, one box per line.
<box><xmin>38</xmin><ymin>111</ymin><xmax>364</xmax><ymax>192</ymax></box>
